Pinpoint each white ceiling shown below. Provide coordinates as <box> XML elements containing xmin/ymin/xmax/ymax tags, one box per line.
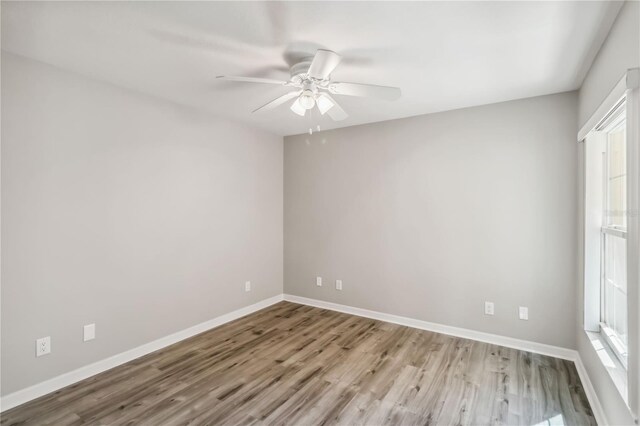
<box><xmin>1</xmin><ymin>1</ymin><xmax>622</xmax><ymax>136</ymax></box>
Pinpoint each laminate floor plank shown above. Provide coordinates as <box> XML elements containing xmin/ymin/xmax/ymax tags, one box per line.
<box><xmin>1</xmin><ymin>301</ymin><xmax>596</xmax><ymax>425</ymax></box>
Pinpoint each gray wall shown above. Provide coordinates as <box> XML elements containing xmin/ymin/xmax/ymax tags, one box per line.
<box><xmin>1</xmin><ymin>53</ymin><xmax>283</xmax><ymax>395</ymax></box>
<box><xmin>576</xmin><ymin>1</ymin><xmax>639</xmax><ymax>424</ymax></box>
<box><xmin>284</xmin><ymin>91</ymin><xmax>578</xmax><ymax>349</ymax></box>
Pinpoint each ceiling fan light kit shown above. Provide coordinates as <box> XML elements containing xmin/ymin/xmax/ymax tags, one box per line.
<box><xmin>316</xmin><ymin>94</ymin><xmax>334</xmax><ymax>115</ymax></box>
<box><xmin>299</xmin><ymin>84</ymin><xmax>316</xmax><ymax>110</ymax></box>
<box><xmin>290</xmin><ymin>98</ymin><xmax>306</xmax><ymax>116</ymax></box>
<box><xmin>217</xmin><ymin>48</ymin><xmax>401</xmax><ymax>125</ymax></box>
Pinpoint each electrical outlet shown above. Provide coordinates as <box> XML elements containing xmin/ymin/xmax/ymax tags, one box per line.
<box><xmin>36</xmin><ymin>336</ymin><xmax>51</xmax><ymax>357</ymax></box>
<box><xmin>519</xmin><ymin>306</ymin><xmax>529</xmax><ymax>320</ymax></box>
<box><xmin>245</xmin><ymin>281</ymin><xmax>251</xmax><ymax>292</ymax></box>
<box><xmin>484</xmin><ymin>301</ymin><xmax>494</xmax><ymax>316</ymax></box>
<box><xmin>316</xmin><ymin>277</ymin><xmax>322</xmax><ymax>287</ymax></box>
<box><xmin>84</xmin><ymin>324</ymin><xmax>96</xmax><ymax>342</ymax></box>
<box><xmin>336</xmin><ymin>280</ymin><xmax>343</xmax><ymax>291</ymax></box>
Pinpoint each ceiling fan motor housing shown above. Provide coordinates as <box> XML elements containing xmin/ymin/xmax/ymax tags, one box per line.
<box><xmin>290</xmin><ymin>59</ymin><xmax>314</xmax><ymax>79</ymax></box>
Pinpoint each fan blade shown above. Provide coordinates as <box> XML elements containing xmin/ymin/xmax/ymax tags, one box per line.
<box><xmin>253</xmin><ymin>91</ymin><xmax>301</xmax><ymax>113</ymax></box>
<box><xmin>290</xmin><ymin>98</ymin><xmax>306</xmax><ymax>116</ymax></box>
<box><xmin>217</xmin><ymin>75</ymin><xmax>288</xmax><ymax>85</ymax></box>
<box><xmin>322</xmin><ymin>95</ymin><xmax>348</xmax><ymax>121</ymax></box>
<box><xmin>307</xmin><ymin>49</ymin><xmax>341</xmax><ymax>80</ymax></box>
<box><xmin>328</xmin><ymin>82</ymin><xmax>401</xmax><ymax>101</ymax></box>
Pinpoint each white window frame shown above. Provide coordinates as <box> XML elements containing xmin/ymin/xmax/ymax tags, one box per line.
<box><xmin>598</xmin><ymin>105</ymin><xmax>628</xmax><ymax>369</ymax></box>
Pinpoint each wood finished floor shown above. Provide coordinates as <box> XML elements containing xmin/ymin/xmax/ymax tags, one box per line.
<box><xmin>1</xmin><ymin>301</ymin><xmax>595</xmax><ymax>426</ymax></box>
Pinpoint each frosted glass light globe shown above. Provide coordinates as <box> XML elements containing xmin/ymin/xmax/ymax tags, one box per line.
<box><xmin>299</xmin><ymin>94</ymin><xmax>315</xmax><ymax>110</ymax></box>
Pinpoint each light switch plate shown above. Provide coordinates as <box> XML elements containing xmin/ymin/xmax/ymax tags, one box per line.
<box><xmin>84</xmin><ymin>324</ymin><xmax>96</xmax><ymax>342</ymax></box>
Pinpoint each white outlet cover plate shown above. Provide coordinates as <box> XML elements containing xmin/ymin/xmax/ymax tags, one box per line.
<box><xmin>245</xmin><ymin>281</ymin><xmax>251</xmax><ymax>292</ymax></box>
<box><xmin>316</xmin><ymin>277</ymin><xmax>322</xmax><ymax>286</ymax></box>
<box><xmin>36</xmin><ymin>336</ymin><xmax>51</xmax><ymax>357</ymax></box>
<box><xmin>519</xmin><ymin>306</ymin><xmax>529</xmax><ymax>320</ymax></box>
<box><xmin>484</xmin><ymin>302</ymin><xmax>494</xmax><ymax>315</ymax></box>
<box><xmin>84</xmin><ymin>324</ymin><xmax>96</xmax><ymax>341</ymax></box>
<box><xmin>336</xmin><ymin>280</ymin><xmax>343</xmax><ymax>290</ymax></box>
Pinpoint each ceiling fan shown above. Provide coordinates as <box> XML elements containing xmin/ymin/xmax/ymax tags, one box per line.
<box><xmin>217</xmin><ymin>49</ymin><xmax>401</xmax><ymax>121</ymax></box>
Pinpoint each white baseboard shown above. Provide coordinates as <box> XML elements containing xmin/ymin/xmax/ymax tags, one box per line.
<box><xmin>0</xmin><ymin>294</ymin><xmax>284</xmax><ymax>413</ymax></box>
<box><xmin>284</xmin><ymin>294</ymin><xmax>577</xmax><ymax>360</ymax></box>
<box><xmin>574</xmin><ymin>355</ymin><xmax>609</xmax><ymax>425</ymax></box>
<box><xmin>284</xmin><ymin>294</ymin><xmax>608</xmax><ymax>424</ymax></box>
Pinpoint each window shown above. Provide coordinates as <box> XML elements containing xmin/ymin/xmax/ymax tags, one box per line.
<box><xmin>600</xmin><ymin>105</ymin><xmax>628</xmax><ymax>368</ymax></box>
<box><xmin>582</xmin><ymin>69</ymin><xmax>639</xmax><ymax>416</ymax></box>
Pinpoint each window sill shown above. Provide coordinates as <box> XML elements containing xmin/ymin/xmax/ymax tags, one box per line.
<box><xmin>599</xmin><ymin>323</ymin><xmax>628</xmax><ymax>368</ymax></box>
<box><xmin>585</xmin><ymin>330</ymin><xmax>628</xmax><ymax>406</ymax></box>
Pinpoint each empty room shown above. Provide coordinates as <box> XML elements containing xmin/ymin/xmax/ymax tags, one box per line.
<box><xmin>1</xmin><ymin>1</ymin><xmax>639</xmax><ymax>425</ymax></box>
